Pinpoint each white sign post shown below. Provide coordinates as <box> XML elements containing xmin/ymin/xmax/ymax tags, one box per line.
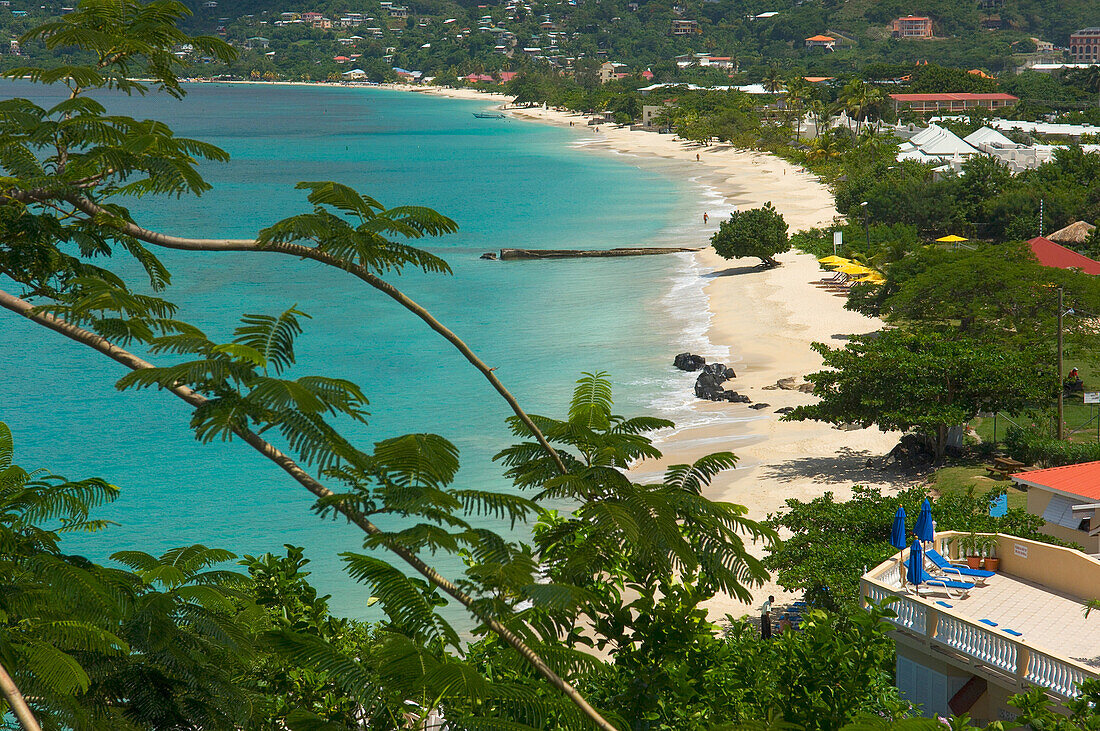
<box><xmin>1085</xmin><ymin>392</ymin><xmax>1100</xmax><ymax>404</ymax></box>
<box><xmin>833</xmin><ymin>230</ymin><xmax>843</xmax><ymax>256</ymax></box>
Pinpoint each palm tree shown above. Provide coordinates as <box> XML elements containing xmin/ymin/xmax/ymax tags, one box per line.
<box><xmin>784</xmin><ymin>76</ymin><xmax>812</xmax><ymax>141</ymax></box>
<box><xmin>806</xmin><ymin>131</ymin><xmax>845</xmax><ymax>161</ymax></box>
<box><xmin>838</xmin><ymin>79</ymin><xmax>885</xmax><ymax>134</ymax></box>
<box><xmin>762</xmin><ymin>65</ymin><xmax>785</xmax><ymax>94</ymax></box>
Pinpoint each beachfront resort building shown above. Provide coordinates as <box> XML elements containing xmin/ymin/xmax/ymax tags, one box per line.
<box><xmin>889</xmin><ymin>92</ymin><xmax>1018</xmax><ymax>115</ymax></box>
<box><xmin>1011</xmin><ymin>462</ymin><xmax>1100</xmax><ymax>552</ymax></box>
<box><xmin>890</xmin><ymin>16</ymin><xmax>934</xmax><ymax>39</ymax></box>
<box><xmin>862</xmin><ymin>532</ymin><xmax>1100</xmax><ymax>722</ymax></box>
<box><xmin>1069</xmin><ymin>28</ymin><xmax>1100</xmax><ymax>62</ymax></box>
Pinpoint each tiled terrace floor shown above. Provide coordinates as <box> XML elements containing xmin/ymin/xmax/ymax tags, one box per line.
<box><xmin>912</xmin><ymin>571</ymin><xmax>1100</xmax><ymax>668</ymax></box>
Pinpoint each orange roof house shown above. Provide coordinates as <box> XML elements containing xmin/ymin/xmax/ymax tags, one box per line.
<box><xmin>1012</xmin><ymin>462</ymin><xmax>1100</xmax><ymax>552</ymax></box>
<box><xmin>890</xmin><ymin>16</ymin><xmax>933</xmax><ymax>39</ymax></box>
<box><xmin>804</xmin><ymin>34</ymin><xmax>836</xmax><ymax>51</ymax></box>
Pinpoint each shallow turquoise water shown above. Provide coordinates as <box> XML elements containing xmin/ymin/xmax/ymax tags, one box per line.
<box><xmin>0</xmin><ymin>82</ymin><xmax>724</xmax><ymax>618</ymax></box>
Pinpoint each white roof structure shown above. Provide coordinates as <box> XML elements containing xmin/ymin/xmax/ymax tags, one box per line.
<box><xmin>964</xmin><ymin>126</ymin><xmax>1015</xmax><ymax>148</ymax></box>
<box><xmin>989</xmin><ymin>119</ymin><xmax>1100</xmax><ymax>139</ymax></box>
<box><xmin>901</xmin><ymin>124</ymin><xmax>979</xmax><ymax>158</ymax></box>
<box><xmin>1029</xmin><ymin>63</ymin><xmax>1100</xmax><ymax>73</ymax></box>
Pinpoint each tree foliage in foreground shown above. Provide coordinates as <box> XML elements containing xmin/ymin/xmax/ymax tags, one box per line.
<box><xmin>786</xmin><ymin>329</ymin><xmax>1053</xmax><ymax>459</ymax></box>
<box><xmin>0</xmin><ymin>2</ymin><xmax>779</xmax><ymax>727</ymax></box>
<box><xmin>711</xmin><ymin>202</ymin><xmax>791</xmax><ymax>268</ymax></box>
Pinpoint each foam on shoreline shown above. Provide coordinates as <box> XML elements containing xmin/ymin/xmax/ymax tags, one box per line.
<box><xmin>221</xmin><ymin>79</ymin><xmax>914</xmax><ymax>615</ymax></box>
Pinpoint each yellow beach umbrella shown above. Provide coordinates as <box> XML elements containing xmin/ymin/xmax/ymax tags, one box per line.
<box><xmin>818</xmin><ymin>255</ymin><xmax>850</xmax><ymax>265</ymax></box>
<box><xmin>855</xmin><ymin>274</ymin><xmax>885</xmax><ymax>284</ymax></box>
<box><xmin>936</xmin><ymin>234</ymin><xmax>968</xmax><ymax>243</ymax></box>
<box><xmin>835</xmin><ymin>263</ymin><xmax>874</xmax><ymax>275</ymax></box>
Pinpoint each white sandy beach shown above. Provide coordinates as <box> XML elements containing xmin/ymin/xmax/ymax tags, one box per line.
<box><xmin>228</xmin><ymin>80</ymin><xmax>912</xmax><ymax>617</ymax></box>
<box><xmin>454</xmin><ymin>92</ymin><xmax>911</xmax><ymax>619</ymax></box>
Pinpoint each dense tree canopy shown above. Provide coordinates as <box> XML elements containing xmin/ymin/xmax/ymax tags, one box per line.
<box><xmin>787</xmin><ymin>329</ymin><xmax>1053</xmax><ymax>458</ymax></box>
<box><xmin>711</xmin><ymin>202</ymin><xmax>790</xmax><ymax>268</ymax></box>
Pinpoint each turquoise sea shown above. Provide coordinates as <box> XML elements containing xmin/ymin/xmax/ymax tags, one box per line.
<box><xmin>0</xmin><ymin>82</ymin><xmax>733</xmax><ymax>618</ymax></box>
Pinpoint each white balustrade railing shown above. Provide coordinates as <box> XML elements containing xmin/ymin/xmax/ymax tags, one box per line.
<box><xmin>1025</xmin><ymin>650</ymin><xmax>1090</xmax><ymax>699</ymax></box>
<box><xmin>878</xmin><ymin>562</ymin><xmax>900</xmax><ymax>588</ymax></box>
<box><xmin>867</xmin><ymin>584</ymin><xmax>927</xmax><ymax>635</ymax></box>
<box><xmin>892</xmin><ymin>595</ymin><xmax>928</xmax><ymax>635</ymax></box>
<box><xmin>863</xmin><ymin>575</ymin><xmax>1098</xmax><ymax>702</ymax></box>
<box><xmin>934</xmin><ymin>614</ymin><xmax>1017</xmax><ymax>674</ymax></box>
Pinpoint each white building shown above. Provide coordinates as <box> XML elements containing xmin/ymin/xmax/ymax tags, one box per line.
<box><xmin>863</xmin><ymin>532</ymin><xmax>1100</xmax><ymax>723</ymax></box>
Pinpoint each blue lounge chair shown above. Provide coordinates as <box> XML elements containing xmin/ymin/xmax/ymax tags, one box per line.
<box><xmin>910</xmin><ymin>563</ymin><xmax>975</xmax><ymax>598</ymax></box>
<box><xmin>979</xmin><ymin>619</ymin><xmax>998</xmax><ymax>627</ymax></box>
<box><xmin>926</xmin><ymin>549</ymin><xmax>994</xmax><ymax>585</ymax></box>
<box><xmin>1003</xmin><ymin>628</ymin><xmax>1023</xmax><ymax>637</ymax></box>
<box><xmin>920</xmin><ymin>576</ymin><xmax>975</xmax><ymax>598</ymax></box>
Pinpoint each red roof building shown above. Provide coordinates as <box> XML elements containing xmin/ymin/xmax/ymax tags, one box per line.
<box><xmin>498</xmin><ymin>71</ymin><xmax>518</xmax><ymax>83</ymax></box>
<box><xmin>889</xmin><ymin>92</ymin><xmax>1018</xmax><ymax>114</ymax></box>
<box><xmin>1028</xmin><ymin>236</ymin><xmax>1100</xmax><ymax>275</ymax></box>
<box><xmin>641</xmin><ymin>69</ymin><xmax>654</xmax><ymax>80</ymax></box>
<box><xmin>1012</xmin><ymin>462</ymin><xmax>1100</xmax><ymax>551</ymax></box>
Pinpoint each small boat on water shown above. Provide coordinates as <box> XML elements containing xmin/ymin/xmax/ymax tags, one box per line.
<box><xmin>472</xmin><ymin>112</ymin><xmax>506</xmax><ymax>119</ymax></box>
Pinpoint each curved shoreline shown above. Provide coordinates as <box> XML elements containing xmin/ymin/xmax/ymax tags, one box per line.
<box><xmin>193</xmin><ymin>80</ymin><xmax>912</xmax><ymax>615</ymax></box>
<box><xmin>476</xmin><ymin>93</ymin><xmax>911</xmax><ymax>616</ymax></box>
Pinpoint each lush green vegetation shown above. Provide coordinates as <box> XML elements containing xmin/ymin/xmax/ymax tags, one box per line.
<box><xmin>763</xmin><ymin>485</ymin><xmax>1050</xmax><ymax>610</ymax></box>
<box><xmin>2</xmin><ymin>2</ymin><xmax>1100</xmax><ymax>729</ymax></box>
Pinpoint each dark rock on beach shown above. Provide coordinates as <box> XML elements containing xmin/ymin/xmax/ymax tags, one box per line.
<box><xmin>693</xmin><ymin>363</ymin><xmax>746</xmax><ymax>402</ymax></box>
<box><xmin>775</xmin><ymin>406</ymin><xmax>795</xmax><ymax>414</ymax></box>
<box><xmin>674</xmin><ymin>352</ymin><xmax>707</xmax><ymax>371</ymax></box>
<box><xmin>749</xmin><ymin>403</ymin><xmax>770</xmax><ymax>410</ymax></box>
<box><xmin>480</xmin><ymin>252</ymin><xmax>498</xmax><ymax>260</ymax></box>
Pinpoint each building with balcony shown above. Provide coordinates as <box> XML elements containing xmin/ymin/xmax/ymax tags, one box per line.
<box><xmin>1012</xmin><ymin>463</ymin><xmax>1100</xmax><ymax>552</ymax></box>
<box><xmin>889</xmin><ymin>92</ymin><xmax>1018</xmax><ymax>115</ymax></box>
<box><xmin>804</xmin><ymin>34</ymin><xmax>836</xmax><ymax>51</ymax></box>
<box><xmin>670</xmin><ymin>19</ymin><xmax>700</xmax><ymax>35</ymax></box>
<box><xmin>862</xmin><ymin>532</ymin><xmax>1100</xmax><ymax>723</ymax></box>
<box><xmin>1069</xmin><ymin>28</ymin><xmax>1100</xmax><ymax>62</ymax></box>
<box><xmin>890</xmin><ymin>16</ymin><xmax>934</xmax><ymax>39</ymax></box>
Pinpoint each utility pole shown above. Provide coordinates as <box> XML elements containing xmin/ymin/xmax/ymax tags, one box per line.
<box><xmin>861</xmin><ymin>201</ymin><xmax>870</xmax><ymax>249</ymax></box>
<box><xmin>1058</xmin><ymin>286</ymin><xmax>1064</xmax><ymax>440</ymax></box>
<box><xmin>1040</xmin><ymin>198</ymin><xmax>1045</xmax><ymax>238</ymax></box>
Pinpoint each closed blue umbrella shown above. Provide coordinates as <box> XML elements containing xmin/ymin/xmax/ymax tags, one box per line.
<box><xmin>890</xmin><ymin>506</ymin><xmax>908</xmax><ymax>550</ymax></box>
<box><xmin>914</xmin><ymin>498</ymin><xmax>934</xmax><ymax>543</ymax></box>
<box><xmin>906</xmin><ymin>539</ymin><xmax>925</xmax><ymax>588</ymax></box>
<box><xmin>890</xmin><ymin>506</ymin><xmax>908</xmax><ymax>587</ymax></box>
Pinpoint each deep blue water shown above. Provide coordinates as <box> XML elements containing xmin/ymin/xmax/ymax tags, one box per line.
<box><xmin>0</xmin><ymin>82</ymin><xmax>721</xmax><ymax>618</ymax></box>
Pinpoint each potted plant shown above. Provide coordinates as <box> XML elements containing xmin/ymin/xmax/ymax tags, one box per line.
<box><xmin>958</xmin><ymin>532</ymin><xmax>983</xmax><ymax>570</ymax></box>
<box><xmin>979</xmin><ymin>535</ymin><xmax>1000</xmax><ymax>571</ymax></box>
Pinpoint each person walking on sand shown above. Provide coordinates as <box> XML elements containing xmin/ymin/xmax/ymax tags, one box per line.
<box><xmin>760</xmin><ymin>595</ymin><xmax>774</xmax><ymax>639</ymax></box>
<box><xmin>696</xmin><ymin>153</ymin><xmax>700</xmax><ymax>161</ymax></box>
<box><xmin>703</xmin><ymin>212</ymin><xmax>709</xmax><ymax>224</ymax></box>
